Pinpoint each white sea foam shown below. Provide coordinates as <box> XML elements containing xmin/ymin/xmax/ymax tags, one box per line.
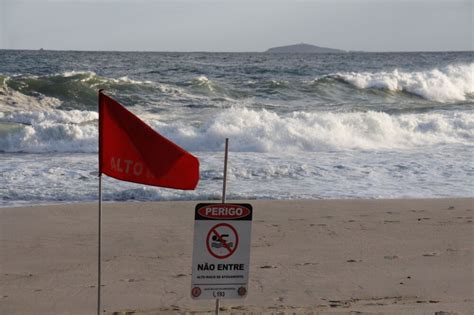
<box><xmin>155</xmin><ymin>107</ymin><xmax>473</xmax><ymax>152</ymax></box>
<box><xmin>195</xmin><ymin>75</ymin><xmax>210</xmax><ymax>84</ymax></box>
<box><xmin>192</xmin><ymin>75</ymin><xmax>216</xmax><ymax>92</ymax></box>
<box><xmin>2</xmin><ymin>146</ymin><xmax>472</xmax><ymax>207</ymax></box>
<box><xmin>0</xmin><ymin>109</ymin><xmax>98</xmax><ymax>153</ymax></box>
<box><xmin>113</xmin><ymin>76</ymin><xmax>153</xmax><ymax>85</ymax></box>
<box><xmin>333</xmin><ymin>64</ymin><xmax>474</xmax><ymax>102</ymax></box>
<box><xmin>62</xmin><ymin>70</ymin><xmax>95</xmax><ymax>78</ymax></box>
<box><xmin>1</xmin><ymin>109</ymin><xmax>98</xmax><ymax>125</ymax></box>
<box><xmin>62</xmin><ymin>71</ymin><xmax>152</xmax><ymax>84</ymax></box>
<box><xmin>2</xmin><ymin>106</ymin><xmax>471</xmax><ymax>153</ymax></box>
<box><xmin>157</xmin><ymin>83</ymin><xmax>187</xmax><ymax>95</ymax></box>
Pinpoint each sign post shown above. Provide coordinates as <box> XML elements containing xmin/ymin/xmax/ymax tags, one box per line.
<box><xmin>190</xmin><ymin>138</ymin><xmax>253</xmax><ymax>313</ymax></box>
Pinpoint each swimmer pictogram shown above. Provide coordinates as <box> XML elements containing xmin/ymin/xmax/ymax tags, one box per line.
<box><xmin>206</xmin><ymin>223</ymin><xmax>239</xmax><ymax>259</ymax></box>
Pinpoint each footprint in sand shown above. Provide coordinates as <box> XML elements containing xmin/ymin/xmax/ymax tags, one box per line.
<box><xmin>435</xmin><ymin>311</ymin><xmax>458</xmax><ymax>315</ymax></box>
<box><xmin>295</xmin><ymin>262</ymin><xmax>318</xmax><ymax>266</ymax></box>
<box><xmin>119</xmin><ymin>278</ymin><xmax>144</xmax><ymax>283</ymax></box>
<box><xmin>231</xmin><ymin>305</ymin><xmax>247</xmax><ymax>310</ymax></box>
<box><xmin>417</xmin><ymin>217</ymin><xmax>431</xmax><ymax>221</ymax></box>
<box><xmin>328</xmin><ymin>300</ymin><xmax>351</xmax><ymax>308</ymax></box>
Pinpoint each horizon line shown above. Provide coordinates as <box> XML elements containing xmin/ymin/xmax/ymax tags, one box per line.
<box><xmin>1</xmin><ymin>48</ymin><xmax>473</xmax><ymax>54</ymax></box>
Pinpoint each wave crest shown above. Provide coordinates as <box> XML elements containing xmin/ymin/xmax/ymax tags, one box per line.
<box><xmin>330</xmin><ymin>64</ymin><xmax>474</xmax><ymax>102</ymax></box>
<box><xmin>1</xmin><ymin>71</ymin><xmax>155</xmax><ymax>110</ymax></box>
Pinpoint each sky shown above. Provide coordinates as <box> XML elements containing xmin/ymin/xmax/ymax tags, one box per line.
<box><xmin>0</xmin><ymin>0</ymin><xmax>472</xmax><ymax>52</ymax></box>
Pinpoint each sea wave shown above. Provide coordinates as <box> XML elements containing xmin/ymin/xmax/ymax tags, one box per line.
<box><xmin>326</xmin><ymin>64</ymin><xmax>474</xmax><ymax>102</ymax></box>
<box><xmin>187</xmin><ymin>75</ymin><xmax>248</xmax><ymax>99</ymax></box>
<box><xmin>0</xmin><ymin>72</ymin><xmax>246</xmax><ymax>111</ymax></box>
<box><xmin>0</xmin><ymin>84</ymin><xmax>63</xmax><ymax>112</ymax></box>
<box><xmin>0</xmin><ymin>71</ymin><xmax>156</xmax><ymax>110</ymax></box>
<box><xmin>1</xmin><ymin>107</ymin><xmax>472</xmax><ymax>153</ymax></box>
<box><xmin>2</xmin><ymin>63</ymin><xmax>472</xmax><ymax>114</ymax></box>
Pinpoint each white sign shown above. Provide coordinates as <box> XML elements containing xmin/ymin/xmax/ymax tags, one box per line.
<box><xmin>191</xmin><ymin>203</ymin><xmax>253</xmax><ymax>300</ymax></box>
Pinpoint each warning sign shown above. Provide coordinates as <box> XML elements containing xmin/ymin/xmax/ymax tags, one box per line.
<box><xmin>191</xmin><ymin>203</ymin><xmax>252</xmax><ymax>300</ymax></box>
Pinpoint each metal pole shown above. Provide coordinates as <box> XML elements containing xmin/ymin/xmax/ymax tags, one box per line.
<box><xmin>98</xmin><ymin>174</ymin><xmax>102</xmax><ymax>315</ymax></box>
<box><xmin>97</xmin><ymin>89</ymin><xmax>104</xmax><ymax>315</ymax></box>
<box><xmin>215</xmin><ymin>138</ymin><xmax>229</xmax><ymax>315</ymax></box>
<box><xmin>215</xmin><ymin>298</ymin><xmax>220</xmax><ymax>315</ymax></box>
<box><xmin>222</xmin><ymin>138</ymin><xmax>229</xmax><ymax>204</ymax></box>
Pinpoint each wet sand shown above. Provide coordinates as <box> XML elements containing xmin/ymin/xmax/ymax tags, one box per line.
<box><xmin>1</xmin><ymin>198</ymin><xmax>473</xmax><ymax>314</ymax></box>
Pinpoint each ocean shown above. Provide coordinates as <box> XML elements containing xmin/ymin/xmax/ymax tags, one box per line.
<box><xmin>0</xmin><ymin>50</ymin><xmax>472</xmax><ymax>207</ymax></box>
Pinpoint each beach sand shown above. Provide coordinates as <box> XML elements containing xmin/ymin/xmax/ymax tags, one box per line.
<box><xmin>1</xmin><ymin>198</ymin><xmax>473</xmax><ymax>314</ymax></box>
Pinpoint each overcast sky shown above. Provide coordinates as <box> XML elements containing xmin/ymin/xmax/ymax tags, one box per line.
<box><xmin>0</xmin><ymin>0</ymin><xmax>472</xmax><ymax>52</ymax></box>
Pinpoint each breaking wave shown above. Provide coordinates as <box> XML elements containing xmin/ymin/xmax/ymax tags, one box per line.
<box><xmin>326</xmin><ymin>64</ymin><xmax>474</xmax><ymax>102</ymax></box>
<box><xmin>1</xmin><ymin>107</ymin><xmax>472</xmax><ymax>153</ymax></box>
<box><xmin>0</xmin><ymin>109</ymin><xmax>98</xmax><ymax>153</ymax></box>
<box><xmin>0</xmin><ymin>71</ymin><xmax>156</xmax><ymax>110</ymax></box>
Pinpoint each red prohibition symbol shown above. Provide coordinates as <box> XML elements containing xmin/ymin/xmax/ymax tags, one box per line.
<box><xmin>206</xmin><ymin>223</ymin><xmax>239</xmax><ymax>259</ymax></box>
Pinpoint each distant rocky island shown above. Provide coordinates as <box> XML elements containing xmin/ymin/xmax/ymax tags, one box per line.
<box><xmin>265</xmin><ymin>43</ymin><xmax>346</xmax><ymax>54</ymax></box>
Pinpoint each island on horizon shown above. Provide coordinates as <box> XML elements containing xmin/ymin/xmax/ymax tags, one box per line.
<box><xmin>265</xmin><ymin>43</ymin><xmax>347</xmax><ymax>54</ymax></box>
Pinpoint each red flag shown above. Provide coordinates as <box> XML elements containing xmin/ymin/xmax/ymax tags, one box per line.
<box><xmin>98</xmin><ymin>91</ymin><xmax>199</xmax><ymax>190</ymax></box>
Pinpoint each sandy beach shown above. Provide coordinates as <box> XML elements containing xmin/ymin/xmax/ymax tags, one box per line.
<box><xmin>1</xmin><ymin>198</ymin><xmax>473</xmax><ymax>314</ymax></box>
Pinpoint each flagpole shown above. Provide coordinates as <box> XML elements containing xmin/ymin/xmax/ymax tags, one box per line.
<box><xmin>97</xmin><ymin>89</ymin><xmax>104</xmax><ymax>315</ymax></box>
<box><xmin>215</xmin><ymin>137</ymin><xmax>229</xmax><ymax>315</ymax></box>
<box><xmin>97</xmin><ymin>173</ymin><xmax>102</xmax><ymax>315</ymax></box>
